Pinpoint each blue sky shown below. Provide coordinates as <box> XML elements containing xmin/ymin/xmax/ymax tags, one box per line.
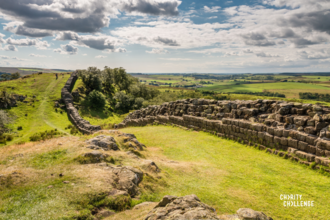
<box><xmin>0</xmin><ymin>0</ymin><xmax>329</xmax><ymax>73</ymax></box>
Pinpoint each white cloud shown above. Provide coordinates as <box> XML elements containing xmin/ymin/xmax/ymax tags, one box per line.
<box><xmin>160</xmin><ymin>58</ymin><xmax>192</xmax><ymax>61</ymax></box>
<box><xmin>5</xmin><ymin>37</ymin><xmax>50</xmax><ymax>49</ymax></box>
<box><xmin>204</xmin><ymin>6</ymin><xmax>221</xmax><ymax>13</ymax></box>
<box><xmin>95</xmin><ymin>55</ymin><xmax>107</xmax><ymax>58</ymax></box>
<box><xmin>4</xmin><ymin>45</ymin><xmax>18</xmax><ymax>51</ymax></box>
<box><xmin>0</xmin><ymin>55</ymin><xmax>9</xmax><ymax>59</ymax></box>
<box><xmin>29</xmin><ymin>54</ymin><xmax>47</xmax><ymax>57</ymax></box>
<box><xmin>207</xmin><ymin>16</ymin><xmax>218</xmax><ymax>19</ymax></box>
<box><xmin>146</xmin><ymin>48</ymin><xmax>169</xmax><ymax>54</ymax></box>
<box><xmin>54</xmin><ymin>44</ymin><xmax>78</xmax><ymax>55</ymax></box>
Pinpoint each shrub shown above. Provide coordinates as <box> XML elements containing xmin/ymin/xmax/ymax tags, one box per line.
<box><xmin>29</xmin><ymin>129</ymin><xmax>65</xmax><ymax>142</ymax></box>
<box><xmin>78</xmin><ymin>67</ymin><xmax>102</xmax><ymax>93</ymax></box>
<box><xmin>88</xmin><ymin>90</ymin><xmax>106</xmax><ymax>109</ymax></box>
<box><xmin>114</xmin><ymin>91</ymin><xmax>135</xmax><ymax>112</ymax></box>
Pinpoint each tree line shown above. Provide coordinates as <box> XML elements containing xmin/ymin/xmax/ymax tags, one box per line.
<box><xmin>299</xmin><ymin>92</ymin><xmax>330</xmax><ymax>102</ymax></box>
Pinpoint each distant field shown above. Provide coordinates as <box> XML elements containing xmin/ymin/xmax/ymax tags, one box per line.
<box><xmin>18</xmin><ymin>68</ymin><xmax>44</xmax><ymax>72</ymax></box>
<box><xmin>198</xmin><ymin>82</ymin><xmax>330</xmax><ymax>98</ymax></box>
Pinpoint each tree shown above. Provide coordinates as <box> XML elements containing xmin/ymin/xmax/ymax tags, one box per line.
<box><xmin>88</xmin><ymin>90</ymin><xmax>106</xmax><ymax>109</ymax></box>
<box><xmin>112</xmin><ymin>68</ymin><xmax>136</xmax><ymax>93</ymax></box>
<box><xmin>11</xmin><ymin>72</ymin><xmax>21</xmax><ymax>80</ymax></box>
<box><xmin>78</xmin><ymin>67</ymin><xmax>102</xmax><ymax>93</ymax></box>
<box><xmin>102</xmin><ymin>66</ymin><xmax>116</xmax><ymax>97</ymax></box>
<box><xmin>129</xmin><ymin>83</ymin><xmax>160</xmax><ymax>100</ymax></box>
<box><xmin>114</xmin><ymin>91</ymin><xmax>135</xmax><ymax>112</ymax></box>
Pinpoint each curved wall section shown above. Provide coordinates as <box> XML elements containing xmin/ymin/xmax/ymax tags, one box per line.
<box><xmin>115</xmin><ymin>99</ymin><xmax>330</xmax><ymax>170</ymax></box>
<box><xmin>61</xmin><ymin>71</ymin><xmax>101</xmax><ymax>134</ymax></box>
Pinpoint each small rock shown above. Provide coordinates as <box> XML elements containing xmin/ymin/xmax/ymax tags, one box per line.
<box><xmin>95</xmin><ymin>209</ymin><xmax>115</xmax><ymax>218</ymax></box>
<box><xmin>237</xmin><ymin>208</ymin><xmax>273</xmax><ymax>220</ymax></box>
<box><xmin>63</xmin><ymin>181</ymin><xmax>70</xmax><ymax>184</ymax></box>
<box><xmin>47</xmin><ymin>185</ymin><xmax>53</xmax><ymax>188</ymax></box>
<box><xmin>58</xmin><ymin>143</ymin><xmax>63</xmax><ymax>145</ymax></box>
<box><xmin>133</xmin><ymin>202</ymin><xmax>155</xmax><ymax>210</ymax></box>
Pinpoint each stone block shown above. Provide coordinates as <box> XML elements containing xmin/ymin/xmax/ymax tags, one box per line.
<box><xmin>288</xmin><ymin>138</ymin><xmax>298</xmax><ymax>148</ymax></box>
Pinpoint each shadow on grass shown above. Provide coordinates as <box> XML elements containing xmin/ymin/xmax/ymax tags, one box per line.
<box><xmin>78</xmin><ymin>98</ymin><xmax>115</xmax><ymax>120</ymax></box>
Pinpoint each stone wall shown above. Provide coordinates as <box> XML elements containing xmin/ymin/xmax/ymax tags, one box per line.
<box><xmin>115</xmin><ymin>99</ymin><xmax>330</xmax><ymax>170</ymax></box>
<box><xmin>61</xmin><ymin>71</ymin><xmax>101</xmax><ymax>134</ymax></box>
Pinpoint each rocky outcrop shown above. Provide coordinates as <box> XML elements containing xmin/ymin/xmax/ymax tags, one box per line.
<box><xmin>145</xmin><ymin>194</ymin><xmax>220</xmax><ymax>220</ymax></box>
<box><xmin>109</xmin><ymin>166</ymin><xmax>143</xmax><ymax>197</ymax></box>
<box><xmin>115</xmin><ymin>99</ymin><xmax>330</xmax><ymax>171</ymax></box>
<box><xmin>61</xmin><ymin>71</ymin><xmax>101</xmax><ymax>134</ymax></box>
<box><xmin>86</xmin><ymin>135</ymin><xmax>119</xmax><ymax>150</ymax></box>
<box><xmin>144</xmin><ymin>195</ymin><xmax>273</xmax><ymax>220</ymax></box>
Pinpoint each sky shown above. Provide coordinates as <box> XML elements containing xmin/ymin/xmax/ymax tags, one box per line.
<box><xmin>0</xmin><ymin>0</ymin><xmax>329</xmax><ymax>73</ymax></box>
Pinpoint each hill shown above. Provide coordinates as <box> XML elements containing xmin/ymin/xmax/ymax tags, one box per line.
<box><xmin>0</xmin><ymin>67</ymin><xmax>72</xmax><ymax>76</ymax></box>
<box><xmin>1</xmin><ymin>127</ymin><xmax>329</xmax><ymax>219</ymax></box>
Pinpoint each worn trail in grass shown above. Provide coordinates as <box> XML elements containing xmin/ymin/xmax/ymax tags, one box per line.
<box><xmin>122</xmin><ymin>126</ymin><xmax>330</xmax><ymax>220</ymax></box>
<box><xmin>0</xmin><ymin>74</ymin><xmax>72</xmax><ymax>145</ymax></box>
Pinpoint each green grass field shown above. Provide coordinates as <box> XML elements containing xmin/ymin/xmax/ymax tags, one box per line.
<box><xmin>121</xmin><ymin>126</ymin><xmax>330</xmax><ymax>220</ymax></box>
<box><xmin>198</xmin><ymin>82</ymin><xmax>330</xmax><ymax>98</ymax></box>
<box><xmin>1</xmin><ymin>126</ymin><xmax>329</xmax><ymax>219</ymax></box>
<box><xmin>0</xmin><ymin>74</ymin><xmax>73</xmax><ymax>145</ymax></box>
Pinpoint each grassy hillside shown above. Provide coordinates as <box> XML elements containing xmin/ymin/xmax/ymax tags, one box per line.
<box><xmin>119</xmin><ymin>126</ymin><xmax>330</xmax><ymax>220</ymax></box>
<box><xmin>1</xmin><ymin>126</ymin><xmax>329</xmax><ymax>219</ymax></box>
<box><xmin>0</xmin><ymin>73</ymin><xmax>73</xmax><ymax>145</ymax></box>
<box><xmin>0</xmin><ymin>67</ymin><xmax>71</xmax><ymax>76</ymax></box>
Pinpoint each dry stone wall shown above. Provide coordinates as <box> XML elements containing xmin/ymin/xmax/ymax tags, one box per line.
<box><xmin>115</xmin><ymin>99</ymin><xmax>330</xmax><ymax>170</ymax></box>
<box><xmin>61</xmin><ymin>71</ymin><xmax>101</xmax><ymax>134</ymax></box>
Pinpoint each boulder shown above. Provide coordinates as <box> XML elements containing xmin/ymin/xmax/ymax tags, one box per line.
<box><xmin>237</xmin><ymin>208</ymin><xmax>273</xmax><ymax>220</ymax></box>
<box><xmin>110</xmin><ymin>166</ymin><xmax>143</xmax><ymax>197</ymax></box>
<box><xmin>83</xmin><ymin>151</ymin><xmax>110</xmax><ymax>163</ymax></box>
<box><xmin>145</xmin><ymin>194</ymin><xmax>220</xmax><ymax>220</ymax></box>
<box><xmin>86</xmin><ymin>135</ymin><xmax>118</xmax><ymax>151</ymax></box>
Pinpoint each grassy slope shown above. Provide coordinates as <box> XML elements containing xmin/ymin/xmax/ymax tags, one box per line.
<box><xmin>0</xmin><ymin>74</ymin><xmax>73</xmax><ymax>145</ymax></box>
<box><xmin>119</xmin><ymin>126</ymin><xmax>330</xmax><ymax>220</ymax></box>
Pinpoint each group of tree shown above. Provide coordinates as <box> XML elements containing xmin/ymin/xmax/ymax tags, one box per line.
<box><xmin>78</xmin><ymin>67</ymin><xmax>160</xmax><ymax>113</ymax></box>
<box><xmin>299</xmin><ymin>93</ymin><xmax>330</xmax><ymax>102</ymax></box>
<box><xmin>0</xmin><ymin>72</ymin><xmax>21</xmax><ymax>81</ymax></box>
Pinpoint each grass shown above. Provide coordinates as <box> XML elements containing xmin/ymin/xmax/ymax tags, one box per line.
<box><xmin>1</xmin><ymin>125</ymin><xmax>330</xmax><ymax>219</ymax></box>
<box><xmin>198</xmin><ymin>82</ymin><xmax>330</xmax><ymax>98</ymax></box>
<box><xmin>0</xmin><ymin>135</ymin><xmax>137</xmax><ymax>219</ymax></box>
<box><xmin>0</xmin><ymin>73</ymin><xmax>73</xmax><ymax>145</ymax></box>
<box><xmin>119</xmin><ymin>125</ymin><xmax>330</xmax><ymax>220</ymax></box>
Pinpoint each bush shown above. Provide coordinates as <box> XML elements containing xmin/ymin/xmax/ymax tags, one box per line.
<box><xmin>88</xmin><ymin>90</ymin><xmax>106</xmax><ymax>109</ymax></box>
<box><xmin>29</xmin><ymin>130</ymin><xmax>64</xmax><ymax>142</ymax></box>
<box><xmin>114</xmin><ymin>91</ymin><xmax>135</xmax><ymax>112</ymax></box>
<box><xmin>78</xmin><ymin>67</ymin><xmax>102</xmax><ymax>93</ymax></box>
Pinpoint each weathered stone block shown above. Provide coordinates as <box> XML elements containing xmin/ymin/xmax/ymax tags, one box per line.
<box><xmin>288</xmin><ymin>138</ymin><xmax>298</xmax><ymax>148</ymax></box>
<box><xmin>274</xmin><ymin>128</ymin><xmax>283</xmax><ymax>137</ymax></box>
<box><xmin>298</xmin><ymin>141</ymin><xmax>308</xmax><ymax>151</ymax></box>
<box><xmin>316</xmin><ymin>148</ymin><xmax>325</xmax><ymax>156</ymax></box>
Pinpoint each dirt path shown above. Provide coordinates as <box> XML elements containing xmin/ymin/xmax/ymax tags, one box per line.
<box><xmin>37</xmin><ymin>79</ymin><xmax>70</xmax><ymax>135</ymax></box>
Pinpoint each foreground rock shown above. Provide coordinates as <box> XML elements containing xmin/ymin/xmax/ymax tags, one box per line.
<box><xmin>118</xmin><ymin>132</ymin><xmax>146</xmax><ymax>150</ymax></box>
<box><xmin>144</xmin><ymin>194</ymin><xmax>220</xmax><ymax>220</ymax></box>
<box><xmin>82</xmin><ymin>151</ymin><xmax>111</xmax><ymax>163</ymax></box>
<box><xmin>109</xmin><ymin>166</ymin><xmax>143</xmax><ymax>197</ymax></box>
<box><xmin>144</xmin><ymin>195</ymin><xmax>273</xmax><ymax>220</ymax></box>
<box><xmin>86</xmin><ymin>135</ymin><xmax>118</xmax><ymax>151</ymax></box>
